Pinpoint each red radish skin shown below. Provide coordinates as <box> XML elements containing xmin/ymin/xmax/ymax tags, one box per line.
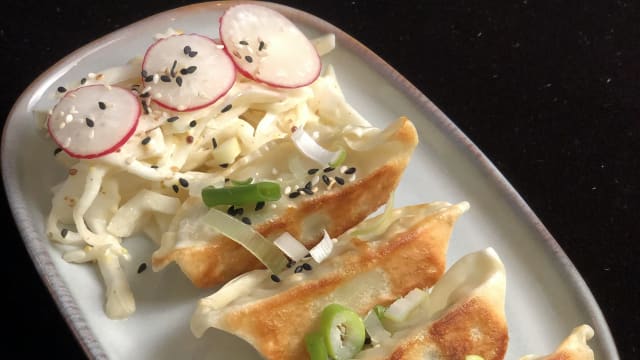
<box><xmin>47</xmin><ymin>85</ymin><xmax>142</xmax><ymax>159</ymax></box>
<box><xmin>141</xmin><ymin>34</ymin><xmax>236</xmax><ymax>112</ymax></box>
<box><xmin>219</xmin><ymin>4</ymin><xmax>321</xmax><ymax>89</ymax></box>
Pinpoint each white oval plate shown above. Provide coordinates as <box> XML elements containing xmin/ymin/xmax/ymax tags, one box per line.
<box><xmin>1</xmin><ymin>2</ymin><xmax>618</xmax><ymax>359</ymax></box>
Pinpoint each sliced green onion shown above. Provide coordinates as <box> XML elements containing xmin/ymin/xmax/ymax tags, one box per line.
<box><xmin>200</xmin><ymin>208</ymin><xmax>288</xmax><ymax>274</ymax></box>
<box><xmin>305</xmin><ymin>332</ymin><xmax>329</xmax><ymax>360</ymax></box>
<box><xmin>230</xmin><ymin>177</ymin><xmax>253</xmax><ymax>186</ymax></box>
<box><xmin>291</xmin><ymin>127</ymin><xmax>346</xmax><ymax>166</ymax></box>
<box><xmin>273</xmin><ymin>232</ymin><xmax>309</xmax><ymax>261</ymax></box>
<box><xmin>309</xmin><ymin>230</ymin><xmax>334</xmax><ymax>263</ymax></box>
<box><xmin>383</xmin><ymin>288</ymin><xmax>427</xmax><ymax>322</ymax></box>
<box><xmin>373</xmin><ymin>305</ymin><xmax>387</xmax><ymax>320</ymax></box>
<box><xmin>320</xmin><ymin>304</ymin><xmax>365</xmax><ymax>360</ymax></box>
<box><xmin>363</xmin><ymin>309</ymin><xmax>390</xmax><ymax>346</ymax></box>
<box><xmin>201</xmin><ymin>182</ymin><xmax>281</xmax><ymax>207</ymax></box>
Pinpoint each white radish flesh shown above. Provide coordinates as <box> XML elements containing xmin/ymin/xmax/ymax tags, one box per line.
<box><xmin>141</xmin><ymin>34</ymin><xmax>236</xmax><ymax>112</ymax></box>
<box><xmin>47</xmin><ymin>85</ymin><xmax>140</xmax><ymax>159</ymax></box>
<box><xmin>220</xmin><ymin>4</ymin><xmax>321</xmax><ymax>88</ymax></box>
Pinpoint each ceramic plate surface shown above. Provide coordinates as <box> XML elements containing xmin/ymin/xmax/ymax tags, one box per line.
<box><xmin>2</xmin><ymin>1</ymin><xmax>618</xmax><ymax>359</ymax></box>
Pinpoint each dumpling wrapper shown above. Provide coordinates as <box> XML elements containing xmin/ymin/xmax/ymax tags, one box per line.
<box><xmin>152</xmin><ymin>117</ymin><xmax>419</xmax><ymax>287</ymax></box>
<box><xmin>191</xmin><ymin>202</ymin><xmax>469</xmax><ymax>359</ymax></box>
<box><xmin>356</xmin><ymin>248</ymin><xmax>508</xmax><ymax>360</ymax></box>
<box><xmin>519</xmin><ymin>325</ymin><xmax>595</xmax><ymax>360</ymax></box>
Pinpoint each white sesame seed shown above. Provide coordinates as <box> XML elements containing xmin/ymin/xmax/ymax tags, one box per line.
<box><xmin>340</xmin><ymin>165</ymin><xmax>348</xmax><ymax>173</ymax></box>
<box><xmin>87</xmin><ymin>72</ymin><xmax>97</xmax><ymax>79</ymax></box>
<box><xmin>177</xmin><ymin>105</ymin><xmax>186</xmax><ymax>111</ymax></box>
<box><xmin>312</xmin><ymin>131</ymin><xmax>320</xmax><ymax>139</ymax></box>
<box><xmin>143</xmin><ymin>86</ymin><xmax>152</xmax><ymax>93</ymax></box>
<box><xmin>311</xmin><ymin>175</ymin><xmax>320</xmax><ymax>186</ymax></box>
<box><xmin>59</xmin><ymin>111</ymin><xmax>65</xmax><ymax>117</ymax></box>
<box><xmin>65</xmin><ymin>114</ymin><xmax>73</xmax><ymax>123</ymax></box>
<box><xmin>59</xmin><ymin>122</ymin><xmax>66</xmax><ymax>129</ymax></box>
<box><xmin>284</xmin><ymin>186</ymin><xmax>291</xmax><ymax>195</ymax></box>
<box><xmin>349</xmin><ymin>174</ymin><xmax>356</xmax><ymax>182</ymax></box>
<box><xmin>89</xmin><ymin>129</ymin><xmax>95</xmax><ymax>139</ymax></box>
<box><xmin>153</xmin><ymin>74</ymin><xmax>160</xmax><ymax>84</ymax></box>
<box><xmin>270</xmin><ymin>203</ymin><xmax>277</xmax><ymax>209</ymax></box>
<box><xmin>312</xmin><ymin>186</ymin><xmax>319</xmax><ymax>193</ymax></box>
<box><xmin>154</xmin><ymin>92</ymin><xmax>163</xmax><ymax>99</ymax></box>
<box><xmin>64</xmin><ymin>137</ymin><xmax>71</xmax><ymax>147</ymax></box>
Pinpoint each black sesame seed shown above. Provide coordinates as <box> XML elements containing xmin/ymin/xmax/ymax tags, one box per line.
<box><xmin>160</xmin><ymin>75</ymin><xmax>171</xmax><ymax>82</ymax></box>
<box><xmin>219</xmin><ymin>163</ymin><xmax>229</xmax><ymax>168</ymax></box>
<box><xmin>176</xmin><ymin>76</ymin><xmax>183</xmax><ymax>87</ymax></box>
<box><xmin>344</xmin><ymin>167</ymin><xmax>357</xmax><ymax>175</ymax></box>
<box><xmin>189</xmin><ymin>120</ymin><xmax>197</xmax><ymax>128</ymax></box>
<box><xmin>137</xmin><ymin>263</ymin><xmax>147</xmax><ymax>274</ymax></box>
<box><xmin>170</xmin><ymin>60</ymin><xmax>177</xmax><ymax>77</ymax></box>
<box><xmin>294</xmin><ymin>265</ymin><xmax>304</xmax><ymax>273</ymax></box>
<box><xmin>244</xmin><ymin>55</ymin><xmax>253</xmax><ymax>63</ymax></box>
<box><xmin>241</xmin><ymin>217</ymin><xmax>251</xmax><ymax>225</ymax></box>
<box><xmin>288</xmin><ymin>191</ymin><xmax>300</xmax><ymax>199</ymax></box>
<box><xmin>80</xmin><ymin>78</ymin><xmax>87</xmax><ymax>85</ymax></box>
<box><xmin>183</xmin><ymin>45</ymin><xmax>191</xmax><ymax>55</ymax></box>
<box><xmin>323</xmin><ymin>166</ymin><xmax>334</xmax><ymax>173</ymax></box>
<box><xmin>186</xmin><ymin>65</ymin><xmax>197</xmax><ymax>74</ymax></box>
<box><xmin>302</xmin><ymin>263</ymin><xmax>312</xmax><ymax>271</ymax></box>
<box><xmin>307</xmin><ymin>168</ymin><xmax>319</xmax><ymax>175</ymax></box>
<box><xmin>221</xmin><ymin>104</ymin><xmax>232</xmax><ymax>113</ymax></box>
<box><xmin>305</xmin><ymin>181</ymin><xmax>312</xmax><ymax>190</ymax></box>
<box><xmin>142</xmin><ymin>100</ymin><xmax>150</xmax><ymax>114</ymax></box>
<box><xmin>180</xmin><ymin>68</ymin><xmax>188</xmax><ymax>75</ymax></box>
<box><xmin>172</xmin><ymin>184</ymin><xmax>179</xmax><ymax>193</ymax></box>
<box><xmin>235</xmin><ymin>208</ymin><xmax>244</xmax><ymax>216</ymax></box>
<box><xmin>300</xmin><ymin>187</ymin><xmax>314</xmax><ymax>195</ymax></box>
<box><xmin>322</xmin><ymin>174</ymin><xmax>330</xmax><ymax>185</ymax></box>
<box><xmin>141</xmin><ymin>70</ymin><xmax>148</xmax><ymax>78</ymax></box>
<box><xmin>140</xmin><ymin>92</ymin><xmax>151</xmax><ymax>98</ymax></box>
<box><xmin>270</xmin><ymin>274</ymin><xmax>281</xmax><ymax>283</ymax></box>
<box><xmin>259</xmin><ymin>40</ymin><xmax>265</xmax><ymax>51</ymax></box>
<box><xmin>188</xmin><ymin>51</ymin><xmax>198</xmax><ymax>57</ymax></box>
<box><xmin>179</xmin><ymin>178</ymin><xmax>189</xmax><ymax>188</ymax></box>
<box><xmin>212</xmin><ymin>137</ymin><xmax>218</xmax><ymax>149</ymax></box>
<box><xmin>84</xmin><ymin>117</ymin><xmax>94</xmax><ymax>128</ymax></box>
<box><xmin>150</xmin><ymin>165</ymin><xmax>159</xmax><ymax>169</ymax></box>
<box><xmin>53</xmin><ymin>147</ymin><xmax>63</xmax><ymax>156</ymax></box>
<box><xmin>144</xmin><ymin>75</ymin><xmax>154</xmax><ymax>82</ymax></box>
<box><xmin>141</xmin><ymin>136</ymin><xmax>151</xmax><ymax>145</ymax></box>
<box><xmin>60</xmin><ymin>228</ymin><xmax>68</xmax><ymax>238</ymax></box>
<box><xmin>239</xmin><ymin>40</ymin><xmax>249</xmax><ymax>45</ymax></box>
<box><xmin>335</xmin><ymin>176</ymin><xmax>345</xmax><ymax>185</ymax></box>
<box><xmin>167</xmin><ymin>116</ymin><xmax>179</xmax><ymax>123</ymax></box>
<box><xmin>255</xmin><ymin>201</ymin><xmax>265</xmax><ymax>211</ymax></box>
<box><xmin>57</xmin><ymin>86</ymin><xmax>67</xmax><ymax>93</ymax></box>
<box><xmin>227</xmin><ymin>205</ymin><xmax>236</xmax><ymax>216</ymax></box>
<box><xmin>98</xmin><ymin>101</ymin><xmax>106</xmax><ymax>110</ymax></box>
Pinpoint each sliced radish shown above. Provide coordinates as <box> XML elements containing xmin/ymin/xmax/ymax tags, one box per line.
<box><xmin>220</xmin><ymin>4</ymin><xmax>321</xmax><ymax>88</ymax></box>
<box><xmin>141</xmin><ymin>34</ymin><xmax>236</xmax><ymax>112</ymax></box>
<box><xmin>47</xmin><ymin>85</ymin><xmax>140</xmax><ymax>159</ymax></box>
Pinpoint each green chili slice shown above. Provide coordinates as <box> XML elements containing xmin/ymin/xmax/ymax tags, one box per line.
<box><xmin>320</xmin><ymin>303</ymin><xmax>365</xmax><ymax>359</ymax></box>
<box><xmin>201</xmin><ymin>182</ymin><xmax>281</xmax><ymax>207</ymax></box>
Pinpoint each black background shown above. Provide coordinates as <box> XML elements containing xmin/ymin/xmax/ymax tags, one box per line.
<box><xmin>1</xmin><ymin>1</ymin><xmax>637</xmax><ymax>358</ymax></box>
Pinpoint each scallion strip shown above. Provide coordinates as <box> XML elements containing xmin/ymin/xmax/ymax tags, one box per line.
<box><xmin>202</xmin><ymin>182</ymin><xmax>281</xmax><ymax>207</ymax></box>
<box><xmin>201</xmin><ymin>209</ymin><xmax>288</xmax><ymax>274</ymax></box>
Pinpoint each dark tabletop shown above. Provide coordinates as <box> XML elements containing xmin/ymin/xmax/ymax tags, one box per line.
<box><xmin>1</xmin><ymin>0</ymin><xmax>637</xmax><ymax>358</ymax></box>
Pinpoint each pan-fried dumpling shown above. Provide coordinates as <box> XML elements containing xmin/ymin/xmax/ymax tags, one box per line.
<box><xmin>152</xmin><ymin>117</ymin><xmax>419</xmax><ymax>287</ymax></box>
<box><xmin>355</xmin><ymin>248</ymin><xmax>508</xmax><ymax>360</ymax></box>
<box><xmin>519</xmin><ymin>325</ymin><xmax>595</xmax><ymax>360</ymax></box>
<box><xmin>191</xmin><ymin>202</ymin><xmax>469</xmax><ymax>359</ymax></box>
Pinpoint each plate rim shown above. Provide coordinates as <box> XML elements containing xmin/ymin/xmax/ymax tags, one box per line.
<box><xmin>1</xmin><ymin>1</ymin><xmax>619</xmax><ymax>359</ymax></box>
